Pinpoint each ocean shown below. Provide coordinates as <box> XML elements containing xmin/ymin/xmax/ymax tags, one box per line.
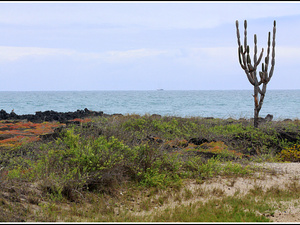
<box><xmin>0</xmin><ymin>90</ymin><xmax>299</xmax><ymax>120</ymax></box>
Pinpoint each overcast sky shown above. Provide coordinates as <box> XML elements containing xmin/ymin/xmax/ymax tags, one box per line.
<box><xmin>0</xmin><ymin>1</ymin><xmax>300</xmax><ymax>91</ymax></box>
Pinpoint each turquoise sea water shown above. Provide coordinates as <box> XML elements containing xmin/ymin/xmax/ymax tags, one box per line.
<box><xmin>0</xmin><ymin>90</ymin><xmax>299</xmax><ymax>120</ymax></box>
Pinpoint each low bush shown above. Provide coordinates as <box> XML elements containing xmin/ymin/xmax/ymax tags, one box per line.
<box><xmin>278</xmin><ymin>144</ymin><xmax>300</xmax><ymax>162</ymax></box>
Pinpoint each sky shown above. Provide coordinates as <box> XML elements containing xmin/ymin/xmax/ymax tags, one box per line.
<box><xmin>0</xmin><ymin>1</ymin><xmax>300</xmax><ymax>91</ymax></box>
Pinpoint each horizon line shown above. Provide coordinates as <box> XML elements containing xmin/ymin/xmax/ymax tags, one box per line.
<box><xmin>0</xmin><ymin>88</ymin><xmax>299</xmax><ymax>92</ymax></box>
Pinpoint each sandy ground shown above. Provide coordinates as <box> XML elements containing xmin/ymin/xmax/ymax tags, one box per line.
<box><xmin>130</xmin><ymin>162</ymin><xmax>300</xmax><ymax>222</ymax></box>
<box><xmin>4</xmin><ymin>162</ymin><xmax>298</xmax><ymax>222</ymax></box>
<box><xmin>190</xmin><ymin>162</ymin><xmax>300</xmax><ymax>222</ymax></box>
<box><xmin>251</xmin><ymin>162</ymin><xmax>300</xmax><ymax>222</ymax></box>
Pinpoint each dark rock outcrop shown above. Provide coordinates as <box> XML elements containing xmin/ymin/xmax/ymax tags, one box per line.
<box><xmin>0</xmin><ymin>108</ymin><xmax>103</xmax><ymax>123</ymax></box>
<box><xmin>277</xmin><ymin>130</ymin><xmax>299</xmax><ymax>143</ymax></box>
<box><xmin>188</xmin><ymin>137</ymin><xmax>209</xmax><ymax>145</ymax></box>
<box><xmin>265</xmin><ymin>114</ymin><xmax>273</xmax><ymax>122</ymax></box>
<box><xmin>0</xmin><ymin>109</ymin><xmax>9</xmax><ymax>120</ymax></box>
<box><xmin>251</xmin><ymin>114</ymin><xmax>273</xmax><ymax>124</ymax></box>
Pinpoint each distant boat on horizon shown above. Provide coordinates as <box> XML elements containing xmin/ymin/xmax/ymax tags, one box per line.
<box><xmin>156</xmin><ymin>89</ymin><xmax>164</xmax><ymax>91</ymax></box>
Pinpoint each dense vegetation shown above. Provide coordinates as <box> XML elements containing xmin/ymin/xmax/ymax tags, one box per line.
<box><xmin>0</xmin><ymin>114</ymin><xmax>299</xmax><ymax>222</ymax></box>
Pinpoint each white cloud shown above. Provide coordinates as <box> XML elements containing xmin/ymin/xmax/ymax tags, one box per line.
<box><xmin>177</xmin><ymin>45</ymin><xmax>300</xmax><ymax>61</ymax></box>
<box><xmin>0</xmin><ymin>44</ymin><xmax>298</xmax><ymax>70</ymax></box>
<box><xmin>276</xmin><ymin>46</ymin><xmax>300</xmax><ymax>62</ymax></box>
<box><xmin>0</xmin><ymin>46</ymin><xmax>172</xmax><ymax>63</ymax></box>
<box><xmin>0</xmin><ymin>46</ymin><xmax>76</xmax><ymax>61</ymax></box>
<box><xmin>100</xmin><ymin>48</ymin><xmax>170</xmax><ymax>63</ymax></box>
<box><xmin>175</xmin><ymin>47</ymin><xmax>238</xmax><ymax>68</ymax></box>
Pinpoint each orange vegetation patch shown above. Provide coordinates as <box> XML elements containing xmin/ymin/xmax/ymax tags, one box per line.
<box><xmin>198</xmin><ymin>141</ymin><xmax>244</xmax><ymax>158</ymax></box>
<box><xmin>174</xmin><ymin>141</ymin><xmax>244</xmax><ymax>159</ymax></box>
<box><xmin>278</xmin><ymin>144</ymin><xmax>300</xmax><ymax>162</ymax></box>
<box><xmin>164</xmin><ymin>139</ymin><xmax>188</xmax><ymax>148</ymax></box>
<box><xmin>199</xmin><ymin>141</ymin><xmax>229</xmax><ymax>153</ymax></box>
<box><xmin>69</xmin><ymin>118</ymin><xmax>92</xmax><ymax>123</ymax></box>
<box><xmin>0</xmin><ymin>120</ymin><xmax>65</xmax><ymax>148</ymax></box>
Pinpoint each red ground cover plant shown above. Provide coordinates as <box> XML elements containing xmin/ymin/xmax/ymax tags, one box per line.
<box><xmin>0</xmin><ymin>120</ymin><xmax>66</xmax><ymax>148</ymax></box>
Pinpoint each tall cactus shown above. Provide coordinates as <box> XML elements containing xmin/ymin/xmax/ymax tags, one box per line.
<box><xmin>235</xmin><ymin>20</ymin><xmax>276</xmax><ymax>128</ymax></box>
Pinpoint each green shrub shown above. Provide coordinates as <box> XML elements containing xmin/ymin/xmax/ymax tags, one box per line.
<box><xmin>10</xmin><ymin>125</ymin><xmax>184</xmax><ymax>197</ymax></box>
<box><xmin>23</xmin><ymin>127</ymin><xmax>136</xmax><ymax>197</ymax></box>
<box><xmin>132</xmin><ymin>143</ymin><xmax>183</xmax><ymax>188</ymax></box>
<box><xmin>278</xmin><ymin>144</ymin><xmax>300</xmax><ymax>162</ymax></box>
<box><xmin>183</xmin><ymin>156</ymin><xmax>222</xmax><ymax>179</ymax></box>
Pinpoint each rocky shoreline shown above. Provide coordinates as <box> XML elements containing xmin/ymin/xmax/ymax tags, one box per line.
<box><xmin>0</xmin><ymin>109</ymin><xmax>292</xmax><ymax>125</ymax></box>
<box><xmin>0</xmin><ymin>108</ymin><xmax>104</xmax><ymax>123</ymax></box>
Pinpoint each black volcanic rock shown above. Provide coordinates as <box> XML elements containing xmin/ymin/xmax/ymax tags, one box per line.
<box><xmin>188</xmin><ymin>137</ymin><xmax>209</xmax><ymax>145</ymax></box>
<box><xmin>0</xmin><ymin>108</ymin><xmax>103</xmax><ymax>123</ymax></box>
<box><xmin>0</xmin><ymin>109</ymin><xmax>9</xmax><ymax>120</ymax></box>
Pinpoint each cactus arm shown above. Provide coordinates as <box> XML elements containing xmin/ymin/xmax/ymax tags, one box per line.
<box><xmin>259</xmin><ymin>71</ymin><xmax>264</xmax><ymax>84</ymax></box>
<box><xmin>240</xmin><ymin>48</ymin><xmax>255</xmax><ymax>85</ymax></box>
<box><xmin>265</xmin><ymin>32</ymin><xmax>271</xmax><ymax>72</ymax></box>
<box><xmin>254</xmin><ymin>34</ymin><xmax>258</xmax><ymax>65</ymax></box>
<box><xmin>236</xmin><ymin>20</ymin><xmax>242</xmax><ymax>47</ymax></box>
<box><xmin>253</xmin><ymin>35</ymin><xmax>264</xmax><ymax>69</ymax></box>
<box><xmin>267</xmin><ymin>21</ymin><xmax>276</xmax><ymax>82</ymax></box>
<box><xmin>236</xmin><ymin>21</ymin><xmax>247</xmax><ymax>70</ymax></box>
<box><xmin>246</xmin><ymin>72</ymin><xmax>255</xmax><ymax>85</ymax></box>
<box><xmin>255</xmin><ymin>48</ymin><xmax>264</xmax><ymax>67</ymax></box>
<box><xmin>238</xmin><ymin>47</ymin><xmax>246</xmax><ymax>70</ymax></box>
<box><xmin>257</xmin><ymin>83</ymin><xmax>266</xmax><ymax>95</ymax></box>
<box><xmin>243</xmin><ymin>20</ymin><xmax>248</xmax><ymax>53</ymax></box>
<box><xmin>241</xmin><ymin>47</ymin><xmax>248</xmax><ymax>69</ymax></box>
<box><xmin>236</xmin><ymin>20</ymin><xmax>255</xmax><ymax>85</ymax></box>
